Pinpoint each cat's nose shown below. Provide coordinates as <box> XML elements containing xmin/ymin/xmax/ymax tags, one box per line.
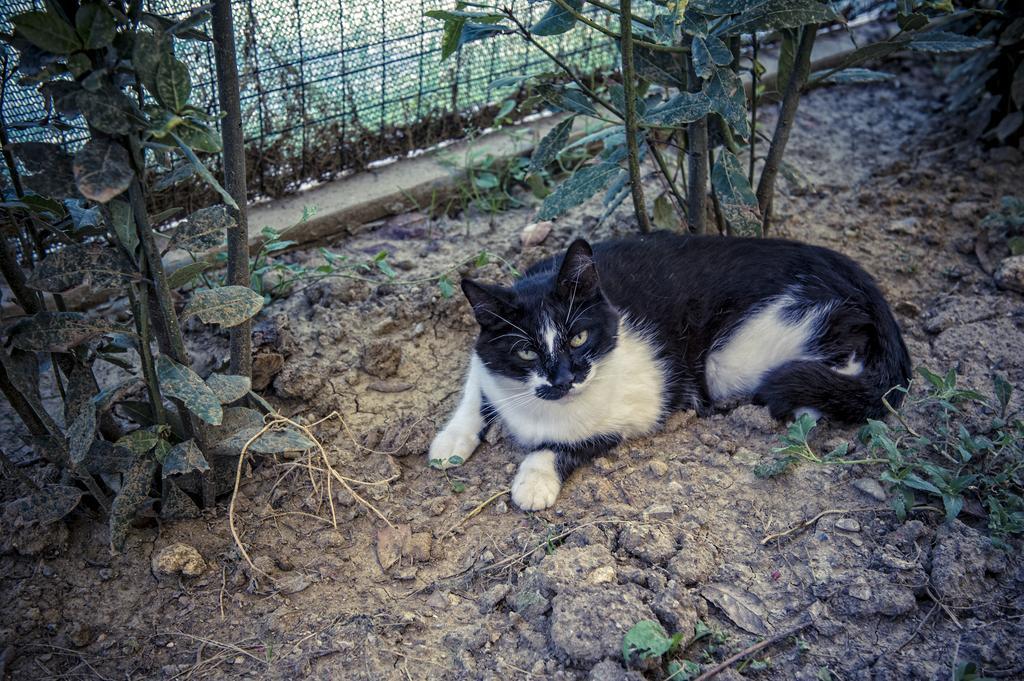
<box><xmin>550</xmin><ymin>364</ymin><xmax>574</xmax><ymax>390</ymax></box>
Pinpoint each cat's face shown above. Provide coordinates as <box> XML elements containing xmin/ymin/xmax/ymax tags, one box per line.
<box><xmin>462</xmin><ymin>239</ymin><xmax>619</xmax><ymax>401</ymax></box>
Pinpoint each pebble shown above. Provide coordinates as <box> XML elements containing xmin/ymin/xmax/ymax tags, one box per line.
<box><xmin>426</xmin><ymin>590</ymin><xmax>450</xmax><ymax>609</ymax></box>
<box><xmin>644</xmin><ymin>503</ymin><xmax>674</xmax><ymax>521</ymax></box>
<box><xmin>493</xmin><ymin>500</ymin><xmax>508</xmax><ymax>514</ymax></box>
<box><xmin>587</xmin><ymin>565</ymin><xmax>616</xmax><ymax>585</ymax></box>
<box><xmin>995</xmin><ymin>255</ymin><xmax>1024</xmax><ymax>294</ymax></box>
<box><xmin>478</xmin><ymin>584</ymin><xmax>510</xmax><ymax>613</ymax></box>
<box><xmin>886</xmin><ymin>217</ymin><xmax>920</xmax><ymax>235</ymax></box>
<box><xmin>849</xmin><ymin>585</ymin><xmax>872</xmax><ymax>601</ymax></box>
<box><xmin>648</xmin><ymin>460</ymin><xmax>669</xmax><ymax>477</ymax></box>
<box><xmin>151</xmin><ymin>543</ymin><xmax>206</xmax><ymax>578</ymax></box>
<box><xmin>852</xmin><ymin>478</ymin><xmax>887</xmax><ymax>502</ymax></box>
<box><xmin>835</xmin><ymin>518</ymin><xmax>861</xmax><ymax>533</ymax></box>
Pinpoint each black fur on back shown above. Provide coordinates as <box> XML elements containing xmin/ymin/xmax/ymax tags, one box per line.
<box><xmin>506</xmin><ymin>231</ymin><xmax>913</xmax><ymax>423</ymax></box>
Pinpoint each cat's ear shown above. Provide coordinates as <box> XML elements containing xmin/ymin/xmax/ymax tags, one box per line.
<box><xmin>461</xmin><ymin>279</ymin><xmax>514</xmax><ymax>327</ymax></box>
<box><xmin>556</xmin><ymin>238</ymin><xmax>600</xmax><ymax>300</ymax></box>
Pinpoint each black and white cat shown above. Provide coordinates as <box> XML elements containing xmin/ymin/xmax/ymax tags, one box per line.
<box><xmin>429</xmin><ymin>232</ymin><xmax>911</xmax><ymax>511</ymax></box>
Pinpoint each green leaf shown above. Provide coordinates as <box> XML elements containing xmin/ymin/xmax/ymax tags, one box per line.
<box><xmin>110</xmin><ymin>456</ymin><xmax>157</xmax><ymax>552</ymax></box>
<box><xmin>117</xmin><ymin>426</ymin><xmax>168</xmax><ymax>456</ymax></box>
<box><xmin>718</xmin><ymin>0</ymin><xmax>839</xmax><ymax>36</ymax></box>
<box><xmin>902</xmin><ymin>473</ymin><xmax>942</xmax><ymax>495</ymax></box>
<box><xmin>174</xmin><ymin>120</ymin><xmax>223</xmax><ymax>153</ymax></box>
<box><xmin>909</xmin><ymin>31</ymin><xmax>990</xmax><ymax>53</ymax></box>
<box><xmin>438</xmin><ymin>275</ymin><xmax>455</xmax><ymax>298</ymax></box>
<box><xmin>156</xmin><ymin>51</ymin><xmax>192</xmax><ymax>112</ymax></box>
<box><xmin>8</xmin><ymin>312</ymin><xmax>124</xmax><ymax>352</ymax></box>
<box><xmin>166</xmin><ymin>261</ymin><xmax>212</xmax><ymax>289</ymax></box>
<box><xmin>173</xmin><ymin>204</ymin><xmax>233</xmax><ymax>252</ymax></box>
<box><xmin>73</xmin><ymin>138</ymin><xmax>134</xmax><ymax>204</ymax></box>
<box><xmin>110</xmin><ymin>199</ymin><xmax>139</xmax><ymax>257</ymax></box>
<box><xmin>531</xmin><ymin>0</ymin><xmax>582</xmax><ymax>36</ymax></box>
<box><xmin>704</xmin><ymin>66</ymin><xmax>750</xmax><ymax>139</ymax></box>
<box><xmin>206</xmin><ymin>373</ymin><xmax>251</xmax><ymax>404</ymax></box>
<box><xmin>643</xmin><ymin>91</ymin><xmax>711</xmax><ymax>126</ymax></box>
<box><xmin>67</xmin><ymin>403</ymin><xmax>97</xmax><ymax>467</ymax></box>
<box><xmin>994</xmin><ymin>374</ymin><xmax>1012</xmax><ymax>414</ymax></box>
<box><xmin>530</xmin><ymin>117</ymin><xmax>575</xmax><ymax>172</ymax></box>
<box><xmin>76</xmin><ymin>88</ymin><xmax>138</xmax><ymax>135</ymax></box>
<box><xmin>27</xmin><ymin>244</ymin><xmax>137</xmax><ymax>293</ymax></box>
<box><xmin>376</xmin><ymin>257</ymin><xmax>397</xmax><ymax>278</ymax></box>
<box><xmin>156</xmin><ymin>355</ymin><xmax>223</xmax><ymax>425</ymax></box>
<box><xmin>537</xmin><ymin>162</ymin><xmax>624</xmax><ymax>221</ymax></box>
<box><xmin>634</xmin><ymin>45</ymin><xmax>685</xmax><ymax>88</ymax></box>
<box><xmin>622</xmin><ymin>620</ymin><xmax>677</xmax><ymax>664</ymax></box>
<box><xmin>692</xmin><ymin>37</ymin><xmax>716</xmax><ymax>79</ymax></box>
<box><xmin>133</xmin><ymin>30</ymin><xmax>170</xmax><ymax>94</ymax></box>
<box><xmin>210</xmin><ymin>407</ymin><xmax>265</xmax><ymax>444</ymax></box>
<box><xmin>76</xmin><ymin>3</ymin><xmax>116</xmax><ymax>49</ymax></box>
<box><xmin>215</xmin><ymin>425</ymin><xmax>316</xmax><ymax>455</ymax></box>
<box><xmin>712</xmin><ymin>147</ymin><xmax>761</xmax><ymax>236</ymax></box>
<box><xmin>12</xmin><ymin>11</ymin><xmax>82</xmax><ymax>54</ymax></box>
<box><xmin>754</xmin><ymin>455</ymin><xmax>797</xmax><ymax>478</ymax></box>
<box><xmin>816</xmin><ymin>67</ymin><xmax>896</xmax><ymax>85</ymax></box>
<box><xmin>170</xmin><ymin>131</ymin><xmax>239</xmax><ymax>210</ymax></box>
<box><xmin>652</xmin><ymin>194</ymin><xmax>681</xmax><ymax>231</ymax></box>
<box><xmin>705</xmin><ymin>35</ymin><xmax>734</xmax><ymax>65</ymax></box>
<box><xmin>181</xmin><ymin>285</ymin><xmax>264</xmax><ymax>328</ymax></box>
<box><xmin>537</xmin><ymin>84</ymin><xmax>598</xmax><ymax>116</ymax></box>
<box><xmin>161</xmin><ymin>439</ymin><xmax>210</xmax><ymax>477</ymax></box>
<box><xmin>941</xmin><ymin>493</ymin><xmax>964</xmax><ymax>522</ymax></box>
<box><xmin>457</xmin><ymin>23</ymin><xmax>513</xmax><ymax>49</ymax></box>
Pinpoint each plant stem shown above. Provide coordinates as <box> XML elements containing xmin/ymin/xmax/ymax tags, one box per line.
<box><xmin>748</xmin><ymin>33</ymin><xmax>759</xmax><ymax>186</ymax></box>
<box><xmin>127</xmin><ymin>284</ymin><xmax>167</xmax><ymax>426</ymax></box>
<box><xmin>618</xmin><ymin>0</ymin><xmax>651</xmax><ymax>233</ymax></box>
<box><xmin>649</xmin><ymin>140</ymin><xmax>688</xmax><ymax>224</ymax></box>
<box><xmin>582</xmin><ymin>0</ymin><xmax>655</xmax><ymax>28</ymax></box>
<box><xmin>684</xmin><ymin>54</ymin><xmax>709</xmax><ymax>234</ymax></box>
<box><xmin>755</xmin><ymin>24</ymin><xmax>818</xmax><ymax>233</ymax></box>
<box><xmin>212</xmin><ymin>0</ymin><xmax>253</xmax><ymax>380</ymax></box>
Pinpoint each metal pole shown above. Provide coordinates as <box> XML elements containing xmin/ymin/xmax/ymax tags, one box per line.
<box><xmin>212</xmin><ymin>0</ymin><xmax>253</xmax><ymax>379</ymax></box>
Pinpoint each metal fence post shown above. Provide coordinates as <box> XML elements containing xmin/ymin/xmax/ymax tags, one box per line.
<box><xmin>212</xmin><ymin>0</ymin><xmax>254</xmax><ymax>380</ymax></box>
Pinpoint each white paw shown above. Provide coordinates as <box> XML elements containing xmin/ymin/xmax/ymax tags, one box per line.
<box><xmin>511</xmin><ymin>450</ymin><xmax>562</xmax><ymax>511</ymax></box>
<box><xmin>428</xmin><ymin>425</ymin><xmax>480</xmax><ymax>469</ymax></box>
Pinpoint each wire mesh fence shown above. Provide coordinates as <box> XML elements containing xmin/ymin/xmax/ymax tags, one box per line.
<box><xmin>1</xmin><ymin>0</ymin><xmax>618</xmax><ymax>210</ymax></box>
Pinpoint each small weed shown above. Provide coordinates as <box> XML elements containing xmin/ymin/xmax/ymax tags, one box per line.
<box><xmin>622</xmin><ymin>619</ymin><xmax>712</xmax><ymax>678</ymax></box>
<box><xmin>756</xmin><ymin>367</ymin><xmax>1023</xmax><ymax>544</ymax></box>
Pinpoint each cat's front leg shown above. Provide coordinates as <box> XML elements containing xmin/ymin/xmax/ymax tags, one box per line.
<box><xmin>429</xmin><ymin>354</ymin><xmax>487</xmax><ymax>469</ymax></box>
<box><xmin>511</xmin><ymin>435</ymin><xmax>621</xmax><ymax>511</ymax></box>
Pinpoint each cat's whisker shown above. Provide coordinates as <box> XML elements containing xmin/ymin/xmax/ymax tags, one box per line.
<box><xmin>484</xmin><ymin>310</ymin><xmax>531</xmax><ymax>337</ymax></box>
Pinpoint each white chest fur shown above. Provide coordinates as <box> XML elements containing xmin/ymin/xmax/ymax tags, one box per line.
<box><xmin>480</xmin><ymin>320</ymin><xmax>667</xmax><ymax>447</ymax></box>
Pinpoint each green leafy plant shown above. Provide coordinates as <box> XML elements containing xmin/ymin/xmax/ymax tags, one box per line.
<box><xmin>427</xmin><ymin>0</ymin><xmax>988</xmax><ymax>234</ymax></box>
<box><xmin>942</xmin><ymin>2</ymin><xmax>1023</xmax><ymax>146</ymax></box>
<box><xmin>622</xmin><ymin>619</ymin><xmax>709</xmax><ymax>677</ymax></box>
<box><xmin>0</xmin><ymin>2</ymin><xmax>305</xmax><ymax>553</ymax></box>
<box><xmin>756</xmin><ymin>367</ymin><xmax>1023</xmax><ymax>544</ymax></box>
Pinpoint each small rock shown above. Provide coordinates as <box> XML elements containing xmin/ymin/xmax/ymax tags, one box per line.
<box><xmin>989</xmin><ymin>146</ymin><xmax>1023</xmax><ymax>164</ymax></box>
<box><xmin>587</xmin><ymin>565</ymin><xmax>617</xmax><ymax>585</ymax></box>
<box><xmin>478</xmin><ymin>583</ymin><xmax>510</xmax><ymax>613</ymax></box>
<box><xmin>648</xmin><ymin>460</ymin><xmax>669</xmax><ymax>477</ymax></box>
<box><xmin>618</xmin><ymin>525</ymin><xmax>676</xmax><ymax>565</ymax></box>
<box><xmin>852</xmin><ymin>478</ymin><xmax>886</xmax><ymax>502</ymax></box>
<box><xmin>894</xmin><ymin>301</ymin><xmax>921</xmax><ymax>317</ymax></box>
<box><xmin>590</xmin><ymin>659</ymin><xmax>646</xmax><ymax>681</ymax></box>
<box><xmin>848</xmin><ymin>585</ymin><xmax>872</xmax><ymax>601</ymax></box>
<box><xmin>493</xmin><ymin>500</ymin><xmax>508</xmax><ymax>514</ymax></box>
<box><xmin>65</xmin><ymin>622</ymin><xmax>92</xmax><ymax>648</ymax></box>
<box><xmin>520</xmin><ymin>221</ymin><xmax>553</xmax><ymax>248</ymax></box>
<box><xmin>644</xmin><ymin>504</ymin><xmax>674</xmax><ymax>521</ymax></box>
<box><xmin>550</xmin><ymin>585</ymin><xmax>657</xmax><ymax>663</ymax></box>
<box><xmin>886</xmin><ymin>217</ymin><xmax>920</xmax><ymax>235</ymax></box>
<box><xmin>251</xmin><ymin>555</ymin><xmax>276</xmax><ymax>576</ymax></box>
<box><xmin>251</xmin><ymin>352</ymin><xmax>284</xmax><ymax>391</ymax></box>
<box><xmin>994</xmin><ymin>255</ymin><xmax>1024</xmax><ymax>294</ymax></box>
<box><xmin>835</xmin><ymin>518</ymin><xmax>861</xmax><ymax>532</ymax></box>
<box><xmin>406</xmin><ymin>533</ymin><xmax>433</xmax><ymax>562</ymax></box>
<box><xmin>426</xmin><ymin>590</ymin><xmax>450</xmax><ymax>609</ymax></box>
<box><xmin>151</xmin><ymin>543</ymin><xmax>206</xmax><ymax>578</ymax></box>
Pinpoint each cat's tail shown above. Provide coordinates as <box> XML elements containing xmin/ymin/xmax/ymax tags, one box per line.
<box><xmin>754</xmin><ymin>306</ymin><xmax>912</xmax><ymax>423</ymax></box>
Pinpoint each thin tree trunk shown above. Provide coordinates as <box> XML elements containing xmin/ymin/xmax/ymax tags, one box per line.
<box><xmin>685</xmin><ymin>55</ymin><xmax>709</xmax><ymax>234</ymax></box>
<box><xmin>212</xmin><ymin>0</ymin><xmax>253</xmax><ymax>379</ymax></box>
<box><xmin>756</xmin><ymin>24</ymin><xmax>817</xmax><ymax>232</ymax></box>
<box><xmin>618</xmin><ymin>0</ymin><xmax>651</xmax><ymax>233</ymax></box>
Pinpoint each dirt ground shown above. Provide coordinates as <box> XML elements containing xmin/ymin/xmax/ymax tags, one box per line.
<box><xmin>2</xmin><ymin>60</ymin><xmax>1024</xmax><ymax>681</ymax></box>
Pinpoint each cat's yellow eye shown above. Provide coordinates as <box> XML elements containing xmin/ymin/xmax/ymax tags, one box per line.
<box><xmin>516</xmin><ymin>348</ymin><xmax>538</xmax><ymax>361</ymax></box>
<box><xmin>570</xmin><ymin>330</ymin><xmax>589</xmax><ymax>348</ymax></box>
